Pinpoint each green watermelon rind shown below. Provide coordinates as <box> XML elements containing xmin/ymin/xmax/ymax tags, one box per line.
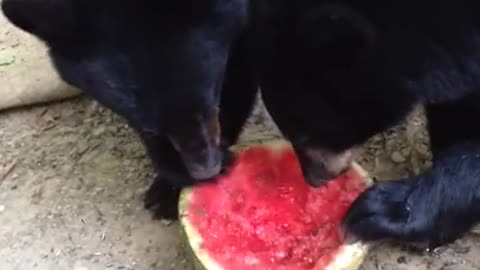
<box><xmin>179</xmin><ymin>139</ymin><xmax>372</xmax><ymax>270</ymax></box>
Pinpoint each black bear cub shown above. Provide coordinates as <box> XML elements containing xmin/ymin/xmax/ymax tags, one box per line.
<box><xmin>250</xmin><ymin>0</ymin><xmax>480</xmax><ymax>248</ymax></box>
<box><xmin>2</xmin><ymin>0</ymin><xmax>258</xmax><ymax>219</ymax></box>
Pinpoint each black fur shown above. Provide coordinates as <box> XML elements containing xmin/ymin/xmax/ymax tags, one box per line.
<box><xmin>2</xmin><ymin>0</ymin><xmax>257</xmax><ymax>219</ymax></box>
<box><xmin>249</xmin><ymin>0</ymin><xmax>480</xmax><ymax>247</ymax></box>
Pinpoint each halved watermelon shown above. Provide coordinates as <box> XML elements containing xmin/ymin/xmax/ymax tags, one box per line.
<box><xmin>179</xmin><ymin>139</ymin><xmax>371</xmax><ymax>270</ymax></box>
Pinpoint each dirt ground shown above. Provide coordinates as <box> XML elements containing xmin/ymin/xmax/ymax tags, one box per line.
<box><xmin>2</xmin><ymin>8</ymin><xmax>480</xmax><ymax>270</ymax></box>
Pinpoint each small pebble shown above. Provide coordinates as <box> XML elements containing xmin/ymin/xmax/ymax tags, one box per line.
<box><xmin>391</xmin><ymin>151</ymin><xmax>407</xmax><ymax>163</ymax></box>
<box><xmin>415</xmin><ymin>143</ymin><xmax>430</xmax><ymax>156</ymax></box>
<box><xmin>401</xmin><ymin>147</ymin><xmax>411</xmax><ymax>156</ymax></box>
<box><xmin>161</xmin><ymin>219</ymin><xmax>174</xmax><ymax>226</ymax></box>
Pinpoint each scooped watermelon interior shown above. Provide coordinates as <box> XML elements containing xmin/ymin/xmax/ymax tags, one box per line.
<box><xmin>181</xmin><ymin>141</ymin><xmax>369</xmax><ymax>270</ymax></box>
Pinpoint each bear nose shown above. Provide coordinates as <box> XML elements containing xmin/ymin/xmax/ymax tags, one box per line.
<box><xmin>295</xmin><ymin>146</ymin><xmax>353</xmax><ymax>187</ymax></box>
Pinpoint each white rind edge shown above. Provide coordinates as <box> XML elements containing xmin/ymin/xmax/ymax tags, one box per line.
<box><xmin>322</xmin><ymin>162</ymin><xmax>371</xmax><ymax>270</ymax></box>
<box><xmin>179</xmin><ymin>139</ymin><xmax>372</xmax><ymax>270</ymax></box>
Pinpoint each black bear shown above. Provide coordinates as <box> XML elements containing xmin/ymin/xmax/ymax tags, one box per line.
<box><xmin>2</xmin><ymin>0</ymin><xmax>258</xmax><ymax>218</ymax></box>
<box><xmin>249</xmin><ymin>0</ymin><xmax>480</xmax><ymax>248</ymax></box>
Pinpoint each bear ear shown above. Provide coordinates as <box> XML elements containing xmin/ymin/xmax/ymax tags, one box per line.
<box><xmin>2</xmin><ymin>0</ymin><xmax>76</xmax><ymax>42</ymax></box>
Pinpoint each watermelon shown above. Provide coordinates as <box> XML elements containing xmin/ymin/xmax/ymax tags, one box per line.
<box><xmin>179</xmin><ymin>139</ymin><xmax>371</xmax><ymax>270</ymax></box>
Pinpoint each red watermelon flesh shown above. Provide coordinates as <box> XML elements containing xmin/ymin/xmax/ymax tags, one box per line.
<box><xmin>186</xmin><ymin>145</ymin><xmax>367</xmax><ymax>270</ymax></box>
